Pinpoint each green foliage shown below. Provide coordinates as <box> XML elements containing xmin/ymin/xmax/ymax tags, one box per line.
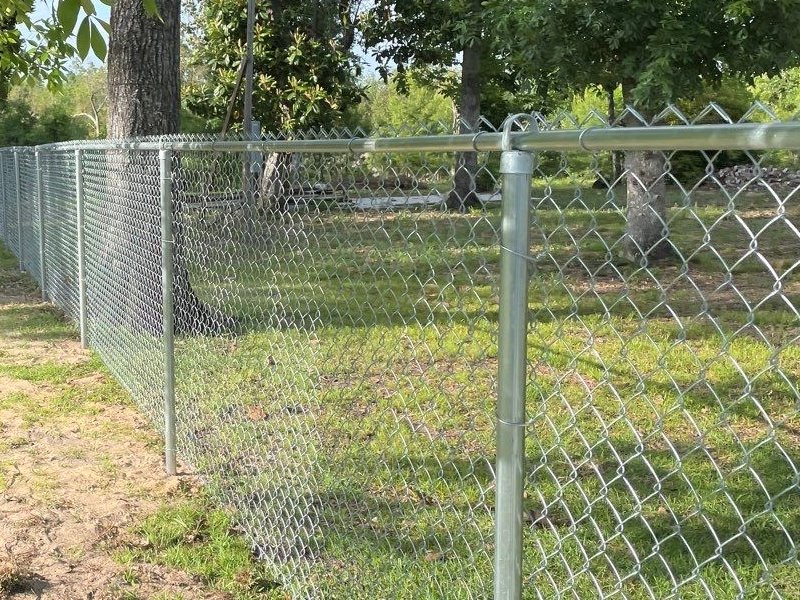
<box><xmin>54</xmin><ymin>0</ymin><xmax>109</xmax><ymax>61</ymax></box>
<box><xmin>359</xmin><ymin>1</ymin><xmax>475</xmax><ymax>88</ymax></box>
<box><xmin>356</xmin><ymin>75</ymin><xmax>455</xmax><ymax>176</ymax></box>
<box><xmin>359</xmin><ymin>75</ymin><xmax>454</xmax><ymax>135</ymax></box>
<box><xmin>534</xmin><ymin>86</ymin><xmax>623</xmax><ymax>180</ymax></box>
<box><xmin>185</xmin><ymin>0</ymin><xmax>361</xmax><ymax>133</ymax></box>
<box><xmin>670</xmin><ymin>77</ymin><xmax>757</xmax><ymax>181</ymax></box>
<box><xmin>57</xmin><ymin>0</ymin><xmax>82</xmax><ymax>38</ymax></box>
<box><xmin>0</xmin><ymin>97</ymin><xmax>88</xmax><ymax>146</ymax></box>
<box><xmin>180</xmin><ymin>107</ymin><xmax>216</xmax><ymax>134</ymax></box>
<box><xmin>552</xmin><ymin>85</ymin><xmax>624</xmax><ymax>125</ymax></box>
<box><xmin>487</xmin><ymin>0</ymin><xmax>800</xmax><ymax>112</ymax></box>
<box><xmin>749</xmin><ymin>67</ymin><xmax>800</xmax><ymax>168</ymax></box>
<box><xmin>358</xmin><ymin>0</ymin><xmax>524</xmax><ymax>127</ymax></box>
<box><xmin>1</xmin><ymin>0</ymin><xmax>109</xmax><ymax>89</ymax></box>
<box><xmin>59</xmin><ymin>66</ymin><xmax>107</xmax><ymax>138</ymax></box>
<box><xmin>3</xmin><ymin>68</ymin><xmax>104</xmax><ymax>143</ymax></box>
<box><xmin>677</xmin><ymin>76</ymin><xmax>756</xmax><ymax>123</ymax></box>
<box><xmin>751</xmin><ymin>67</ymin><xmax>800</xmax><ymax>119</ymax></box>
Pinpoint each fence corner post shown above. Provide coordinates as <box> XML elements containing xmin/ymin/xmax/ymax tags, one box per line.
<box><xmin>14</xmin><ymin>150</ymin><xmax>23</xmax><ymax>271</ymax></box>
<box><xmin>160</xmin><ymin>146</ymin><xmax>177</xmax><ymax>476</ymax></box>
<box><xmin>494</xmin><ymin>148</ymin><xmax>533</xmax><ymax>600</ymax></box>
<box><xmin>36</xmin><ymin>150</ymin><xmax>46</xmax><ymax>301</ymax></box>
<box><xmin>75</xmin><ymin>149</ymin><xmax>88</xmax><ymax>348</ymax></box>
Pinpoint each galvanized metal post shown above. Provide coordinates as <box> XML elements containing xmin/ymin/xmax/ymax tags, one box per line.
<box><xmin>14</xmin><ymin>151</ymin><xmax>23</xmax><ymax>271</ymax></box>
<box><xmin>241</xmin><ymin>0</ymin><xmax>256</xmax><ymax>201</ymax></box>
<box><xmin>494</xmin><ymin>149</ymin><xmax>533</xmax><ymax>600</ymax></box>
<box><xmin>242</xmin><ymin>0</ymin><xmax>255</xmax><ymax>136</ymax></box>
<box><xmin>75</xmin><ymin>149</ymin><xmax>88</xmax><ymax>348</ymax></box>
<box><xmin>0</xmin><ymin>153</ymin><xmax>6</xmax><ymax>243</ymax></box>
<box><xmin>36</xmin><ymin>150</ymin><xmax>46</xmax><ymax>300</ymax></box>
<box><xmin>160</xmin><ymin>147</ymin><xmax>177</xmax><ymax>476</ymax></box>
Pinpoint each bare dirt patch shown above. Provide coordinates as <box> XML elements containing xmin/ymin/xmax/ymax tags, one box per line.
<box><xmin>0</xmin><ymin>340</ymin><xmax>91</xmax><ymax>367</ymax></box>
<box><xmin>0</xmin><ymin>376</ymin><xmax>47</xmax><ymax>398</ymax></box>
<box><xmin>0</xmin><ymin>295</ymin><xmax>225</xmax><ymax>598</ymax></box>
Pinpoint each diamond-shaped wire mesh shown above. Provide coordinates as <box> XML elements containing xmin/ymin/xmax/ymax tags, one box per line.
<box><xmin>2</xmin><ymin>150</ymin><xmax>21</xmax><ymax>259</ymax></box>
<box><xmin>522</xmin><ymin>107</ymin><xmax>800</xmax><ymax>599</ymax></box>
<box><xmin>40</xmin><ymin>147</ymin><xmax>80</xmax><ymax>323</ymax></box>
<box><xmin>18</xmin><ymin>150</ymin><xmax>41</xmax><ymax>282</ymax></box>
<box><xmin>82</xmin><ymin>147</ymin><xmax>166</xmax><ymax>422</ymax></box>
<box><xmin>169</xmin><ymin>140</ymin><xmax>501</xmax><ymax>597</ymax></box>
<box><xmin>0</xmin><ymin>104</ymin><xmax>797</xmax><ymax>599</ymax></box>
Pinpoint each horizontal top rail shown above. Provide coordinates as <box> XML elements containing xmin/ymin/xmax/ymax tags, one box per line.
<box><xmin>4</xmin><ymin>121</ymin><xmax>800</xmax><ymax>155</ymax></box>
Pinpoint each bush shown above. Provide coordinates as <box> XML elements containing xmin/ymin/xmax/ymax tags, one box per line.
<box><xmin>0</xmin><ymin>99</ymin><xmax>88</xmax><ymax>146</ymax></box>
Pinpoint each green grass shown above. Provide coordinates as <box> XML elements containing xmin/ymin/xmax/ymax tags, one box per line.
<box><xmin>116</xmin><ymin>498</ymin><xmax>285</xmax><ymax>599</ymax></box>
<box><xmin>0</xmin><ymin>242</ymin><xmax>273</xmax><ymax>598</ymax></box>
<box><xmin>0</xmin><ymin>303</ymin><xmax>76</xmax><ymax>340</ymax></box>
<box><xmin>0</xmin><ymin>356</ymin><xmax>101</xmax><ymax>384</ymax></box>
<box><xmin>9</xmin><ymin>178</ymin><xmax>797</xmax><ymax>597</ymax></box>
<box><xmin>131</xmin><ymin>181</ymin><xmax>800</xmax><ymax>598</ymax></box>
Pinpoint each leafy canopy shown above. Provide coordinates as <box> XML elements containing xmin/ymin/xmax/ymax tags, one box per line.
<box><xmin>358</xmin><ymin>0</ymin><xmax>526</xmax><ymax>125</ymax></box>
<box><xmin>752</xmin><ymin>67</ymin><xmax>800</xmax><ymax>119</ymax></box>
<box><xmin>485</xmin><ymin>0</ymin><xmax>800</xmax><ymax>111</ymax></box>
<box><xmin>359</xmin><ymin>0</ymin><xmax>478</xmax><ymax>87</ymax></box>
<box><xmin>186</xmin><ymin>0</ymin><xmax>361</xmax><ymax>132</ymax></box>
<box><xmin>0</xmin><ymin>0</ymin><xmax>151</xmax><ymax>89</ymax></box>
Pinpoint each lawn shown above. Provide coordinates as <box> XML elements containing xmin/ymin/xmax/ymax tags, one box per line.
<box><xmin>79</xmin><ymin>171</ymin><xmax>800</xmax><ymax>598</ymax></box>
<box><xmin>0</xmin><ymin>242</ymin><xmax>283</xmax><ymax>599</ymax></box>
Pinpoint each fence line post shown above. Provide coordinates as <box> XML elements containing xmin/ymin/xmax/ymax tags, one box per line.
<box><xmin>14</xmin><ymin>150</ymin><xmax>23</xmax><ymax>271</ymax></box>
<box><xmin>75</xmin><ymin>149</ymin><xmax>88</xmax><ymax>348</ymax></box>
<box><xmin>494</xmin><ymin>148</ymin><xmax>533</xmax><ymax>600</ymax></box>
<box><xmin>0</xmin><ymin>153</ymin><xmax>6</xmax><ymax>244</ymax></box>
<box><xmin>160</xmin><ymin>147</ymin><xmax>177</xmax><ymax>476</ymax></box>
<box><xmin>36</xmin><ymin>150</ymin><xmax>46</xmax><ymax>301</ymax></box>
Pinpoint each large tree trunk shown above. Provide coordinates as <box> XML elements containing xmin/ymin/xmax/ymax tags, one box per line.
<box><xmin>446</xmin><ymin>0</ymin><xmax>481</xmax><ymax>212</ymax></box>
<box><xmin>620</xmin><ymin>83</ymin><xmax>674</xmax><ymax>263</ymax></box>
<box><xmin>108</xmin><ymin>0</ymin><xmax>180</xmax><ymax>139</ymax></box>
<box><xmin>107</xmin><ymin>0</ymin><xmax>232</xmax><ymax>335</ymax></box>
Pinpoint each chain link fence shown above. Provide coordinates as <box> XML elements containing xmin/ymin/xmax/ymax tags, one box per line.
<box><xmin>0</xmin><ymin>105</ymin><xmax>798</xmax><ymax>598</ymax></box>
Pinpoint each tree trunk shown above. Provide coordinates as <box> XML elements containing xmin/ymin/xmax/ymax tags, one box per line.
<box><xmin>108</xmin><ymin>0</ymin><xmax>180</xmax><ymax>139</ymax></box>
<box><xmin>258</xmin><ymin>152</ymin><xmax>294</xmax><ymax>211</ymax></box>
<box><xmin>620</xmin><ymin>83</ymin><xmax>674</xmax><ymax>263</ymax></box>
<box><xmin>446</xmin><ymin>2</ymin><xmax>481</xmax><ymax>212</ymax></box>
<box><xmin>107</xmin><ymin>0</ymin><xmax>233</xmax><ymax>335</ymax></box>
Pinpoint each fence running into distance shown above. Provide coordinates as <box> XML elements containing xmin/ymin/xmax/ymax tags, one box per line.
<box><xmin>1</xmin><ymin>106</ymin><xmax>799</xmax><ymax>599</ymax></box>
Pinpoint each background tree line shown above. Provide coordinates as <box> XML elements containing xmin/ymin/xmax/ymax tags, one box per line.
<box><xmin>1</xmin><ymin>0</ymin><xmax>799</xmax><ymax>273</ymax></box>
<box><xmin>4</xmin><ymin>59</ymin><xmax>799</xmax><ymax>165</ymax></box>
<box><xmin>4</xmin><ymin>0</ymin><xmax>800</xmax><ymax>143</ymax></box>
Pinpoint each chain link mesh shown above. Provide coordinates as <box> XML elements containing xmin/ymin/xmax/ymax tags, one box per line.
<box><xmin>17</xmin><ymin>150</ymin><xmax>41</xmax><ymax>283</ymax></box>
<box><xmin>40</xmin><ymin>148</ymin><xmax>80</xmax><ymax>322</ymax></box>
<box><xmin>1</xmin><ymin>150</ymin><xmax>21</xmax><ymax>260</ymax></box>
<box><xmin>521</xmin><ymin>106</ymin><xmax>800</xmax><ymax>599</ymax></box>
<box><xmin>0</xmin><ymin>104</ymin><xmax>797</xmax><ymax>598</ymax></box>
<box><xmin>82</xmin><ymin>148</ymin><xmax>167</xmax><ymax>423</ymax></box>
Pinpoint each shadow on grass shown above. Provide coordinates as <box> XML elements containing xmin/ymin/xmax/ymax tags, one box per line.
<box><xmin>183</xmin><ymin>188</ymin><xmax>800</xmax><ymax>339</ymax></box>
<box><xmin>183</xmin><ymin>417</ymin><xmax>797</xmax><ymax>597</ymax></box>
<box><xmin>167</xmin><ymin>189</ymin><xmax>799</xmax><ymax>596</ymax></box>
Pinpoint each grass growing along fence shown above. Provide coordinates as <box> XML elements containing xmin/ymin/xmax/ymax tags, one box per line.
<box><xmin>3</xmin><ymin>115</ymin><xmax>799</xmax><ymax>597</ymax></box>
<box><xmin>156</xmin><ymin>179</ymin><xmax>800</xmax><ymax>598</ymax></box>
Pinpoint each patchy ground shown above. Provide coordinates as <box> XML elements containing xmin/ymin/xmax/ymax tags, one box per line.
<box><xmin>0</xmin><ymin>250</ymin><xmax>234</xmax><ymax>599</ymax></box>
